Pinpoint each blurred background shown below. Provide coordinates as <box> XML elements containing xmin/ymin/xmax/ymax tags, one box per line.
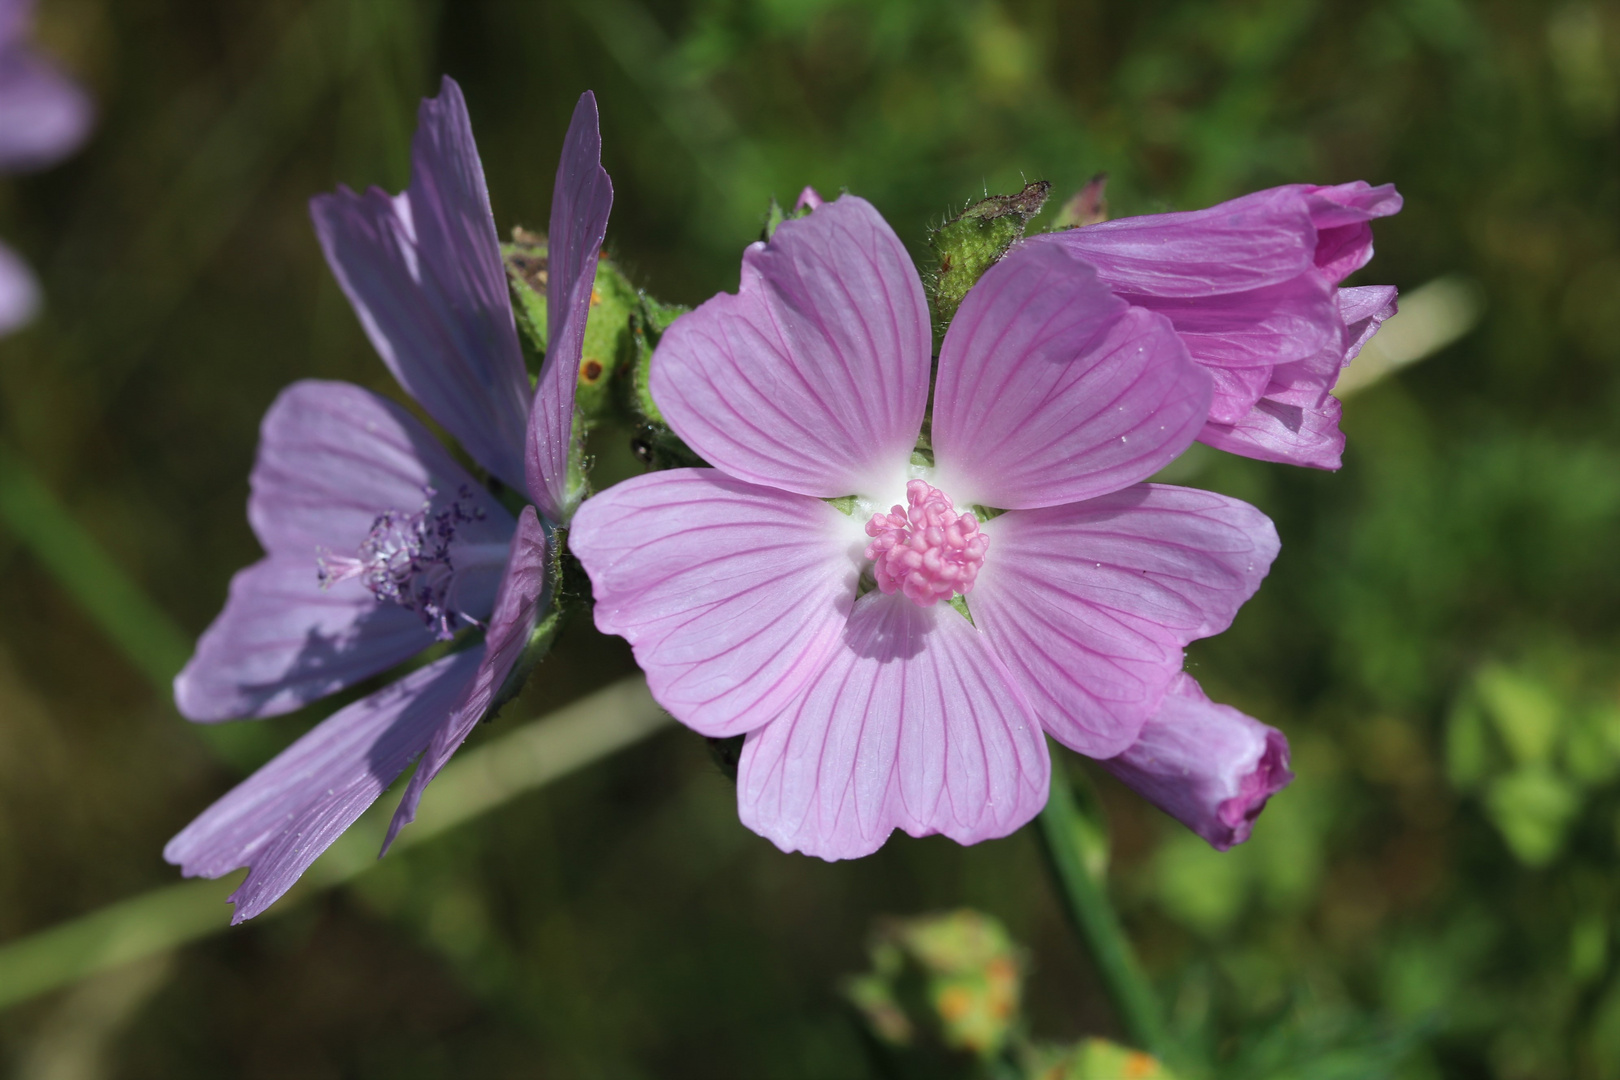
<box><xmin>0</xmin><ymin>0</ymin><xmax>1617</xmax><ymax>1076</ymax></box>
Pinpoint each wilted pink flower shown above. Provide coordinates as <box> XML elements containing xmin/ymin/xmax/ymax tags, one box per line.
<box><xmin>165</xmin><ymin>78</ymin><xmax>612</xmax><ymax>921</ymax></box>
<box><xmin>572</xmin><ymin>196</ymin><xmax>1279</xmax><ymax>859</ymax></box>
<box><xmin>0</xmin><ymin>0</ymin><xmax>94</xmax><ymax>332</ymax></box>
<box><xmin>1033</xmin><ymin>182</ymin><xmax>1401</xmax><ymax>469</ymax></box>
<box><xmin>1102</xmin><ymin>673</ymin><xmax>1293</xmax><ymax>850</ymax></box>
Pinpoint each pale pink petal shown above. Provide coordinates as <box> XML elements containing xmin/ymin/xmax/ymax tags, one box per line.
<box><xmin>0</xmin><ymin>46</ymin><xmax>92</xmax><ymax>172</ymax></box>
<box><xmin>1198</xmin><ymin>360</ymin><xmax>1346</xmax><ymax>470</ymax></box>
<box><xmin>526</xmin><ymin>91</ymin><xmax>613</xmax><ymax>524</ymax></box>
<box><xmin>737</xmin><ymin>592</ymin><xmax>1049</xmax><ymax>859</ymax></box>
<box><xmin>1037</xmin><ymin>186</ymin><xmax>1316</xmax><ymax>296</ymax></box>
<box><xmin>1305</xmin><ymin>182</ymin><xmax>1402</xmax><ymax>285</ymax></box>
<box><xmin>165</xmin><ymin>649</ymin><xmax>482</xmax><ymax>924</ymax></box>
<box><xmin>310</xmin><ymin>77</ymin><xmax>532</xmax><ymax>490</ymax></box>
<box><xmin>1122</xmin><ymin>273</ymin><xmax>1340</xmax><ymax>372</ymax></box>
<box><xmin>650</xmin><ymin>195</ymin><xmax>931</xmax><ymax>498</ymax></box>
<box><xmin>931</xmin><ymin>241</ymin><xmax>1210</xmax><ymax>510</ymax></box>
<box><xmin>570</xmin><ymin>468</ymin><xmax>859</xmax><ymax>737</ymax></box>
<box><xmin>1206</xmin><ymin>364</ymin><xmax>1274</xmax><ymax>426</ymax></box>
<box><xmin>1339</xmin><ymin>284</ymin><xmax>1399</xmax><ymax>364</ymax></box>
<box><xmin>383</xmin><ymin>507</ymin><xmax>549</xmax><ymax>849</ymax></box>
<box><xmin>1100</xmin><ymin>673</ymin><xmax>1293</xmax><ymax>850</ymax></box>
<box><xmin>970</xmin><ymin>485</ymin><xmax>1279</xmax><ymax>757</ymax></box>
<box><xmin>0</xmin><ymin>238</ymin><xmax>38</xmax><ymax>333</ymax></box>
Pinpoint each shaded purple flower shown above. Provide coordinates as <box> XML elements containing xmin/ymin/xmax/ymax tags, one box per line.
<box><xmin>0</xmin><ymin>0</ymin><xmax>94</xmax><ymax>334</ymax></box>
<box><xmin>166</xmin><ymin>78</ymin><xmax>612</xmax><ymax>922</ymax></box>
<box><xmin>1100</xmin><ymin>673</ymin><xmax>1293</xmax><ymax>850</ymax></box>
<box><xmin>572</xmin><ymin>195</ymin><xmax>1279</xmax><ymax>859</ymax></box>
<box><xmin>1033</xmin><ymin>182</ymin><xmax>1401</xmax><ymax>469</ymax></box>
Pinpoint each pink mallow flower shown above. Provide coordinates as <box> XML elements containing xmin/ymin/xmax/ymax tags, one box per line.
<box><xmin>1031</xmin><ymin>182</ymin><xmax>1402</xmax><ymax>470</ymax></box>
<box><xmin>164</xmin><ymin>78</ymin><xmax>611</xmax><ymax>921</ymax></box>
<box><xmin>572</xmin><ymin>195</ymin><xmax>1284</xmax><ymax>859</ymax></box>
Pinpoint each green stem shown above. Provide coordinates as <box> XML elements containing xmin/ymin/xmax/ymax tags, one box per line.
<box><xmin>1037</xmin><ymin>761</ymin><xmax>1170</xmax><ymax>1059</ymax></box>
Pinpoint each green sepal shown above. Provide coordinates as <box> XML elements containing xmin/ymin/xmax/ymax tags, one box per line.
<box><xmin>628</xmin><ymin>293</ymin><xmax>689</xmax><ymax>425</ymax></box>
<box><xmin>825</xmin><ymin>495</ymin><xmax>859</xmax><ymax>516</ymax></box>
<box><xmin>761</xmin><ymin>195</ymin><xmax>813</xmax><ymax>241</ymax></box>
<box><xmin>947</xmin><ymin>593</ymin><xmax>975</xmax><ymax>626</ymax></box>
<box><xmin>576</xmin><ymin>259</ymin><xmax>639</xmax><ymax>424</ymax></box>
<box><xmin>1050</xmin><ymin>173</ymin><xmax>1109</xmax><ymax>231</ymax></box>
<box><xmin>502</xmin><ymin>227</ymin><xmax>549</xmax><ymax>358</ymax></box>
<box><xmin>485</xmin><ymin>603</ymin><xmax>566</xmax><ymax>723</ymax></box>
<box><xmin>924</xmin><ymin>180</ymin><xmax>1050</xmax><ymax>339</ymax></box>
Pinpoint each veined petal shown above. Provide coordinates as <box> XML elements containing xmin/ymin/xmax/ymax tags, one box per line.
<box><xmin>971</xmin><ymin>485</ymin><xmax>1278</xmax><ymax>757</ymax></box>
<box><xmin>174</xmin><ymin>557</ymin><xmax>435</xmax><ymax>721</ymax></box>
<box><xmin>571</xmin><ymin>469</ymin><xmax>859</xmax><ymax>737</ymax></box>
<box><xmin>1306</xmin><ymin>183</ymin><xmax>1402</xmax><ymax>285</ymax></box>
<box><xmin>1037</xmin><ymin>186</ymin><xmax>1317</xmax><ymax>296</ymax></box>
<box><xmin>248</xmin><ymin>380</ymin><xmax>512</xmax><ymax>557</ymax></box>
<box><xmin>651</xmin><ymin>195</ymin><xmax>931</xmax><ymax>499</ymax></box>
<box><xmin>1122</xmin><ymin>272</ymin><xmax>1340</xmax><ymax>371</ymax></box>
<box><xmin>526</xmin><ymin>90</ymin><xmax>613</xmax><ymax>524</ymax></box>
<box><xmin>383</xmin><ymin>507</ymin><xmax>549</xmax><ymax>850</ymax></box>
<box><xmin>310</xmin><ymin>77</ymin><xmax>531</xmax><ymax>490</ymax></box>
<box><xmin>737</xmin><ymin>592</ymin><xmax>1049</xmax><ymax>859</ymax></box>
<box><xmin>1340</xmin><ymin>284</ymin><xmax>1399</xmax><ymax>363</ymax></box>
<box><xmin>0</xmin><ymin>238</ymin><xmax>39</xmax><ymax>334</ymax></box>
<box><xmin>1100</xmin><ymin>673</ymin><xmax>1293</xmax><ymax>850</ymax></box>
<box><xmin>0</xmin><ymin>47</ymin><xmax>92</xmax><ymax>172</ymax></box>
<box><xmin>164</xmin><ymin>648</ymin><xmax>483</xmax><ymax>924</ymax></box>
<box><xmin>932</xmin><ymin>242</ymin><xmax>1210</xmax><ymax>510</ymax></box>
<box><xmin>1198</xmin><ymin>360</ymin><xmax>1347</xmax><ymax>470</ymax></box>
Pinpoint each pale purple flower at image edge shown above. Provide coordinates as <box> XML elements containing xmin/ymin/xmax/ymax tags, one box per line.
<box><xmin>572</xmin><ymin>195</ymin><xmax>1285</xmax><ymax>860</ymax></box>
<box><xmin>0</xmin><ymin>0</ymin><xmax>94</xmax><ymax>333</ymax></box>
<box><xmin>164</xmin><ymin>77</ymin><xmax>612</xmax><ymax>922</ymax></box>
<box><xmin>1035</xmin><ymin>181</ymin><xmax>1402</xmax><ymax>469</ymax></box>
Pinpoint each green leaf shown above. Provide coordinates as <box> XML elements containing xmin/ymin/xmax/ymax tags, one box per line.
<box><xmin>1484</xmin><ymin>765</ymin><xmax>1580</xmax><ymax>866</ymax></box>
<box><xmin>1475</xmin><ymin>664</ymin><xmax>1563</xmax><ymax>764</ymax></box>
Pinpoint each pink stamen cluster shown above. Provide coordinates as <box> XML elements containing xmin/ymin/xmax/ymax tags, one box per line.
<box><xmin>863</xmin><ymin>479</ymin><xmax>989</xmax><ymax>607</ymax></box>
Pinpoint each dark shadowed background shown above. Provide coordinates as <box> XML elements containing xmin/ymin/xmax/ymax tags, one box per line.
<box><xmin>1</xmin><ymin>0</ymin><xmax>1617</xmax><ymax>1076</ymax></box>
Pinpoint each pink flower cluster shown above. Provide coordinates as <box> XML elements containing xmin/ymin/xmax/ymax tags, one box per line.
<box><xmin>864</xmin><ymin>480</ymin><xmax>990</xmax><ymax>606</ymax></box>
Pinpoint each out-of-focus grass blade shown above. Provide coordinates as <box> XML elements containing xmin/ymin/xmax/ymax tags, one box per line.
<box><xmin>0</xmin><ymin>442</ymin><xmax>190</xmax><ymax>689</ymax></box>
<box><xmin>0</xmin><ymin>674</ymin><xmax>670</xmax><ymax>1012</ymax></box>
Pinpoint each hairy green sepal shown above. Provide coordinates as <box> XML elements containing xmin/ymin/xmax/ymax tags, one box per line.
<box><xmin>924</xmin><ymin>180</ymin><xmax>1051</xmax><ymax>339</ymax></box>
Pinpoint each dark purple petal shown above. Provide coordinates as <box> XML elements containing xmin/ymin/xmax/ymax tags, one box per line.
<box><xmin>1099</xmin><ymin>673</ymin><xmax>1293</xmax><ymax>850</ymax></box>
<box><xmin>0</xmin><ymin>46</ymin><xmax>92</xmax><ymax>172</ymax></box>
<box><xmin>383</xmin><ymin>507</ymin><xmax>549</xmax><ymax>850</ymax></box>
<box><xmin>571</xmin><ymin>468</ymin><xmax>858</xmax><ymax>737</ymax></box>
<box><xmin>970</xmin><ymin>485</ymin><xmax>1279</xmax><ymax>757</ymax></box>
<box><xmin>310</xmin><ymin>77</ymin><xmax>532</xmax><ymax>490</ymax></box>
<box><xmin>526</xmin><ymin>90</ymin><xmax>613</xmax><ymax>524</ymax></box>
<box><xmin>651</xmin><ymin>195</ymin><xmax>931</xmax><ymax>499</ymax></box>
<box><xmin>931</xmin><ymin>241</ymin><xmax>1210</xmax><ymax>510</ymax></box>
<box><xmin>1036</xmin><ymin>186</ymin><xmax>1317</xmax><ymax>297</ymax></box>
<box><xmin>165</xmin><ymin>648</ymin><xmax>483</xmax><ymax>924</ymax></box>
<box><xmin>0</xmin><ymin>237</ymin><xmax>38</xmax><ymax>333</ymax></box>
<box><xmin>736</xmin><ymin>592</ymin><xmax>1049</xmax><ymax>859</ymax></box>
<box><xmin>0</xmin><ymin>0</ymin><xmax>30</xmax><ymax>50</ymax></box>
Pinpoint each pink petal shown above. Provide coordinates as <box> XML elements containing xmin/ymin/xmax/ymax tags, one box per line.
<box><xmin>1339</xmin><ymin>284</ymin><xmax>1399</xmax><ymax>363</ymax></box>
<box><xmin>164</xmin><ymin>648</ymin><xmax>483</xmax><ymax>923</ymax></box>
<box><xmin>1123</xmin><ymin>273</ymin><xmax>1340</xmax><ymax>372</ymax></box>
<box><xmin>0</xmin><ymin>46</ymin><xmax>92</xmax><ymax>172</ymax></box>
<box><xmin>650</xmin><ymin>195</ymin><xmax>931</xmax><ymax>499</ymax></box>
<box><xmin>1305</xmin><ymin>183</ymin><xmax>1402</xmax><ymax>285</ymax></box>
<box><xmin>970</xmin><ymin>485</ymin><xmax>1279</xmax><ymax>757</ymax></box>
<box><xmin>1100</xmin><ymin>673</ymin><xmax>1293</xmax><ymax>850</ymax></box>
<box><xmin>1038</xmin><ymin>186</ymin><xmax>1317</xmax><ymax>297</ymax></box>
<box><xmin>526</xmin><ymin>91</ymin><xmax>613</xmax><ymax>524</ymax></box>
<box><xmin>173</xmin><ymin>380</ymin><xmax>514</xmax><ymax>721</ymax></box>
<box><xmin>570</xmin><ymin>468</ymin><xmax>859</xmax><ymax>737</ymax></box>
<box><xmin>1198</xmin><ymin>361</ymin><xmax>1347</xmax><ymax>470</ymax></box>
<box><xmin>931</xmin><ymin>241</ymin><xmax>1211</xmax><ymax>510</ymax></box>
<box><xmin>383</xmin><ymin>507</ymin><xmax>549</xmax><ymax>850</ymax></box>
<box><xmin>0</xmin><ymin>238</ymin><xmax>38</xmax><ymax>334</ymax></box>
<box><xmin>309</xmin><ymin>77</ymin><xmax>532</xmax><ymax>491</ymax></box>
<box><xmin>1206</xmin><ymin>364</ymin><xmax>1274</xmax><ymax>427</ymax></box>
<box><xmin>736</xmin><ymin>592</ymin><xmax>1049</xmax><ymax>859</ymax></box>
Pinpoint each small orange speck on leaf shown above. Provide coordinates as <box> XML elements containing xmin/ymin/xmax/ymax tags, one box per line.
<box><xmin>580</xmin><ymin>358</ymin><xmax>604</xmax><ymax>383</ymax></box>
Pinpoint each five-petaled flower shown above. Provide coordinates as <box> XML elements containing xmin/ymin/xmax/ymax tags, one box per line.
<box><xmin>164</xmin><ymin>77</ymin><xmax>612</xmax><ymax>922</ymax></box>
<box><xmin>572</xmin><ymin>195</ymin><xmax>1286</xmax><ymax>859</ymax></box>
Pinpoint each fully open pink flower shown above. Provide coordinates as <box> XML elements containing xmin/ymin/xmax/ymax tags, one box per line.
<box><xmin>1033</xmin><ymin>182</ymin><xmax>1401</xmax><ymax>469</ymax></box>
<box><xmin>572</xmin><ymin>196</ymin><xmax>1280</xmax><ymax>859</ymax></box>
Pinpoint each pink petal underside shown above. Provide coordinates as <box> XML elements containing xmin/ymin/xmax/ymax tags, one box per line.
<box><xmin>1099</xmin><ymin>672</ymin><xmax>1293</xmax><ymax>851</ymax></box>
<box><xmin>970</xmin><ymin>485</ymin><xmax>1279</xmax><ymax>757</ymax></box>
<box><xmin>1206</xmin><ymin>365</ymin><xmax>1275</xmax><ymax>427</ymax></box>
<box><xmin>1198</xmin><ymin>359</ymin><xmax>1347</xmax><ymax>470</ymax></box>
<box><xmin>173</xmin><ymin>556</ymin><xmax>435</xmax><ymax>722</ymax></box>
<box><xmin>1035</xmin><ymin>185</ymin><xmax>1316</xmax><ymax>297</ymax></box>
<box><xmin>165</xmin><ymin>648</ymin><xmax>483</xmax><ymax>924</ymax></box>
<box><xmin>570</xmin><ymin>468</ymin><xmax>859</xmax><ymax>737</ymax></box>
<box><xmin>309</xmin><ymin>77</ymin><xmax>532</xmax><ymax>491</ymax></box>
<box><xmin>1340</xmin><ymin>284</ymin><xmax>1399</xmax><ymax>364</ymax></box>
<box><xmin>1306</xmin><ymin>184</ymin><xmax>1401</xmax><ymax>285</ymax></box>
<box><xmin>0</xmin><ymin>238</ymin><xmax>39</xmax><ymax>333</ymax></box>
<box><xmin>0</xmin><ymin>47</ymin><xmax>93</xmax><ymax>172</ymax></box>
<box><xmin>383</xmin><ymin>507</ymin><xmax>549</xmax><ymax>850</ymax></box>
<box><xmin>526</xmin><ymin>91</ymin><xmax>613</xmax><ymax>524</ymax></box>
<box><xmin>737</xmin><ymin>591</ymin><xmax>1049</xmax><ymax>860</ymax></box>
<box><xmin>931</xmin><ymin>242</ymin><xmax>1211</xmax><ymax>511</ymax></box>
<box><xmin>650</xmin><ymin>195</ymin><xmax>931</xmax><ymax>499</ymax></box>
<box><xmin>1121</xmin><ymin>272</ymin><xmax>1341</xmax><ymax>371</ymax></box>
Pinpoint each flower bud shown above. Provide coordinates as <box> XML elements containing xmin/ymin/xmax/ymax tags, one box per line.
<box><xmin>925</xmin><ymin>179</ymin><xmax>1050</xmax><ymax>337</ymax></box>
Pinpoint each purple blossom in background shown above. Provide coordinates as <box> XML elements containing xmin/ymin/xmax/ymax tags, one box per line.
<box><xmin>572</xmin><ymin>195</ymin><xmax>1279</xmax><ymax>860</ymax></box>
<box><xmin>1034</xmin><ymin>182</ymin><xmax>1401</xmax><ymax>469</ymax></box>
<box><xmin>1102</xmin><ymin>673</ymin><xmax>1293</xmax><ymax>850</ymax></box>
<box><xmin>0</xmin><ymin>0</ymin><xmax>93</xmax><ymax>333</ymax></box>
<box><xmin>166</xmin><ymin>77</ymin><xmax>612</xmax><ymax>922</ymax></box>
